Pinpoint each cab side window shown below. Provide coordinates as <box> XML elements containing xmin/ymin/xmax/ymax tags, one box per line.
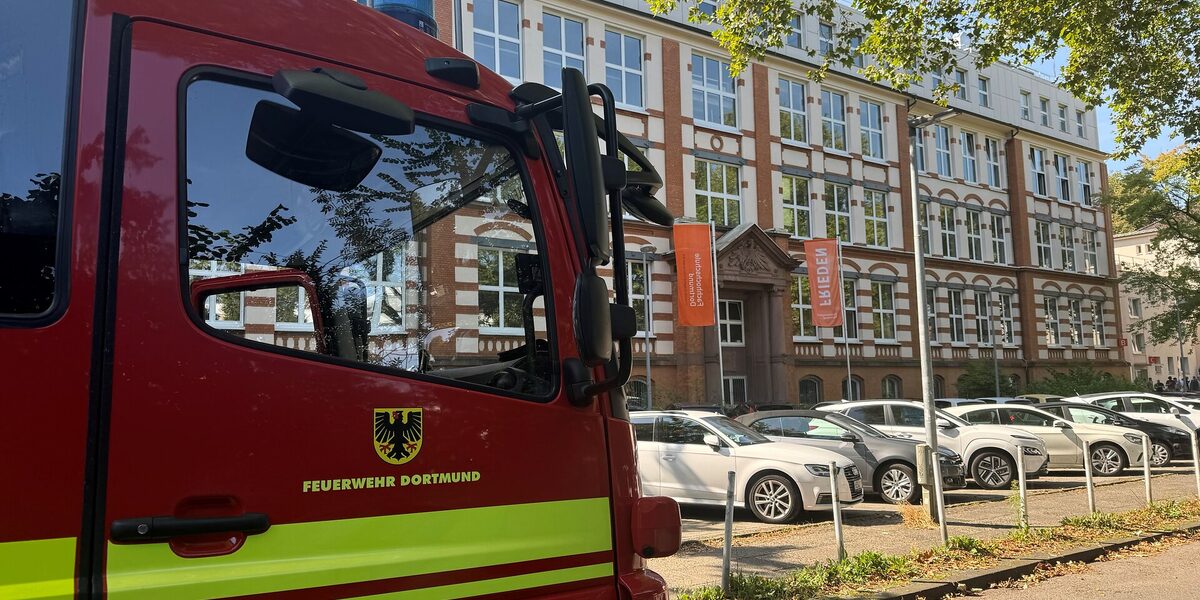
<box><xmin>964</xmin><ymin>409</ymin><xmax>999</xmax><ymax>424</ymax></box>
<box><xmin>748</xmin><ymin>417</ymin><xmax>782</xmax><ymax>436</ymax></box>
<box><xmin>656</xmin><ymin>417</ymin><xmax>708</xmax><ymax>445</ymax></box>
<box><xmin>846</xmin><ymin>405</ymin><xmax>886</xmax><ymax>425</ymax></box>
<box><xmin>782</xmin><ymin>416</ymin><xmax>845</xmax><ymax>440</ymax></box>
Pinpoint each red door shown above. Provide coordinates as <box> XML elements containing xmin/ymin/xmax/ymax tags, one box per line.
<box><xmin>98</xmin><ymin>20</ymin><xmax>617</xmax><ymax>598</ymax></box>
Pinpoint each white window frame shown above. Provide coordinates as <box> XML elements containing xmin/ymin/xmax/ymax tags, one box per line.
<box><xmin>1039</xmin><ymin>97</ymin><xmax>1050</xmax><ymax>126</ymax></box>
<box><xmin>859</xmin><ymin>99</ymin><xmax>884</xmax><ymax>159</ymax></box>
<box><xmin>1045</xmin><ymin>296</ymin><xmax>1061</xmax><ymax>346</ymax></box>
<box><xmin>719</xmin><ymin>299</ymin><xmax>745</xmax><ymax>347</ymax></box>
<box><xmin>1091</xmin><ymin>300</ymin><xmax>1106</xmax><ymax>346</ymax></box>
<box><xmin>990</xmin><ymin>214</ymin><xmax>1008</xmax><ymax>264</ymax></box>
<box><xmin>1068</xmin><ymin>298</ymin><xmax>1084</xmax><ymax>345</ymax></box>
<box><xmin>985</xmin><ymin>138</ymin><xmax>1002</xmax><ymax>187</ymax></box>
<box><xmin>948</xmin><ymin>290</ymin><xmax>965</xmax><ymax>343</ymax></box>
<box><xmin>1130</xmin><ymin>298</ymin><xmax>1143</xmax><ymax>318</ymax></box>
<box><xmin>872</xmin><ymin>281</ymin><xmax>896</xmax><ymax>341</ymax></box>
<box><xmin>542</xmin><ymin>12</ymin><xmax>586</xmax><ymax>90</ymax></box>
<box><xmin>912</xmin><ymin>126</ymin><xmax>927</xmax><ymax>172</ymax></box>
<box><xmin>478</xmin><ymin>246</ymin><xmax>525</xmax><ymax>335</ymax></box>
<box><xmin>999</xmin><ymin>293</ymin><xmax>1015</xmax><ymax>344</ymax></box>
<box><xmin>189</xmin><ymin>260</ymin><xmax>244</xmax><ymax>328</ymax></box>
<box><xmin>863</xmin><ymin>189</ymin><xmax>889</xmax><ymax>248</ymax></box>
<box><xmin>358</xmin><ymin>249</ymin><xmax>408</xmax><ymax>334</ymax></box>
<box><xmin>273</xmin><ymin>284</ymin><xmax>314</xmax><ymax>331</ymax></box>
<box><xmin>786</xmin><ymin>15</ymin><xmax>802</xmax><ymax>48</ymax></box>
<box><xmin>628</xmin><ymin>260</ymin><xmax>653</xmax><ymax>337</ymax></box>
<box><xmin>975</xmin><ymin>291</ymin><xmax>993</xmax><ymax>346</ymax></box>
<box><xmin>834</xmin><ymin>279</ymin><xmax>859</xmax><ymax>341</ymax></box>
<box><xmin>954</xmin><ymin>68</ymin><xmax>968</xmax><ymax>100</ymax></box>
<box><xmin>934</xmin><ymin>125</ymin><xmax>952</xmax><ymax>177</ymax></box>
<box><xmin>1030</xmin><ymin>147</ymin><xmax>1047</xmax><ymax>195</ymax></box>
<box><xmin>1083</xmin><ymin>230</ymin><xmax>1098</xmax><ymax>274</ymax></box>
<box><xmin>695</xmin><ymin>159</ymin><xmax>741</xmax><ymax>227</ymax></box>
<box><xmin>792</xmin><ymin>275</ymin><xmax>817</xmax><ymax>339</ymax></box>
<box><xmin>1060</xmin><ymin>224</ymin><xmax>1077</xmax><ymax>271</ymax></box>
<box><xmin>926</xmin><ymin>287</ymin><xmax>939</xmax><ymax>343</ymax></box>
<box><xmin>1078</xmin><ymin>161</ymin><xmax>1093</xmax><ymax>205</ymax></box>
<box><xmin>978</xmin><ymin>76</ymin><xmax>990</xmax><ymax>106</ymax></box>
<box><xmin>965</xmin><ymin>209</ymin><xmax>983</xmax><ymax>260</ymax></box>
<box><xmin>1020</xmin><ymin>91</ymin><xmax>1032</xmax><ymax>120</ymax></box>
<box><xmin>781</xmin><ymin>175</ymin><xmax>811</xmax><ymax>238</ymax></box>
<box><xmin>939</xmin><ymin>204</ymin><xmax>958</xmax><ymax>258</ymax></box>
<box><xmin>472</xmin><ymin>0</ymin><xmax>522</xmax><ymax>84</ymax></box>
<box><xmin>779</xmin><ymin>77</ymin><xmax>807</xmax><ymax>144</ymax></box>
<box><xmin>960</xmin><ymin>131</ymin><xmax>977</xmax><ymax>183</ymax></box>
<box><xmin>819</xmin><ymin>21</ymin><xmax>835</xmax><ymax>55</ymax></box>
<box><xmin>821</xmin><ymin>89</ymin><xmax>848</xmax><ymax>151</ymax></box>
<box><xmin>825</xmin><ymin>181</ymin><xmax>851</xmax><ymax>242</ymax></box>
<box><xmin>1035</xmin><ymin>221</ymin><xmax>1053</xmax><ymax>267</ymax></box>
<box><xmin>692</xmin><ymin>53</ymin><xmax>737</xmax><ymax>128</ymax></box>
<box><xmin>605</xmin><ymin>29</ymin><xmax>644</xmax><ymax>108</ymax></box>
<box><xmin>920</xmin><ymin>201</ymin><xmax>931</xmax><ymax>255</ymax></box>
<box><xmin>1076</xmin><ymin>110</ymin><xmax>1086</xmax><ymax>137</ymax></box>
<box><xmin>1055</xmin><ymin>154</ymin><xmax>1072</xmax><ymax>201</ymax></box>
<box><xmin>1058</xmin><ymin>104</ymin><xmax>1069</xmax><ymax>132</ymax></box>
<box><xmin>723</xmin><ymin>376</ymin><xmax>748</xmax><ymax>404</ymax></box>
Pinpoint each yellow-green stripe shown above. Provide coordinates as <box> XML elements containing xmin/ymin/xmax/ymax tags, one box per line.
<box><xmin>0</xmin><ymin>536</ymin><xmax>76</xmax><ymax>600</ymax></box>
<box><xmin>107</xmin><ymin>497</ymin><xmax>612</xmax><ymax>599</ymax></box>
<box><xmin>354</xmin><ymin>563</ymin><xmax>614</xmax><ymax>599</ymax></box>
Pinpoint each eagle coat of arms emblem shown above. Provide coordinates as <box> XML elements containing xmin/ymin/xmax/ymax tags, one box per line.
<box><xmin>373</xmin><ymin>408</ymin><xmax>423</xmax><ymax>465</ymax></box>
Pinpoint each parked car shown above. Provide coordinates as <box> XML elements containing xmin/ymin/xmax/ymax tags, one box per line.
<box><xmin>1064</xmin><ymin>392</ymin><xmax>1200</xmax><ymax>431</ymax></box>
<box><xmin>1038</xmin><ymin>402</ymin><xmax>1193</xmax><ymax>466</ymax></box>
<box><xmin>631</xmin><ymin>411</ymin><xmax>863</xmax><ymax>523</ymax></box>
<box><xmin>933</xmin><ymin>398</ymin><xmax>989</xmax><ymax>409</ymax></box>
<box><xmin>737</xmin><ymin>410</ymin><xmax>967</xmax><ymax>504</ymax></box>
<box><xmin>944</xmin><ymin>404</ymin><xmax>1146</xmax><ymax>475</ymax></box>
<box><xmin>973</xmin><ymin>397</ymin><xmax>1035</xmax><ymax>405</ymax></box>
<box><xmin>816</xmin><ymin>400</ymin><xmax>1049</xmax><ymax>490</ymax></box>
<box><xmin>1016</xmin><ymin>394</ymin><xmax>1065</xmax><ymax>404</ymax></box>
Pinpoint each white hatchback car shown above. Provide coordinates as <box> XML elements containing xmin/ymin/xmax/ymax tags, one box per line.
<box><xmin>631</xmin><ymin>411</ymin><xmax>863</xmax><ymax>524</ymax></box>
<box><xmin>818</xmin><ymin>400</ymin><xmax>1049</xmax><ymax>490</ymax></box>
<box><xmin>1065</xmin><ymin>392</ymin><xmax>1200</xmax><ymax>431</ymax></box>
<box><xmin>945</xmin><ymin>404</ymin><xmax>1146</xmax><ymax>475</ymax></box>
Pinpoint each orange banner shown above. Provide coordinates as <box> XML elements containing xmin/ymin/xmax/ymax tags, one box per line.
<box><xmin>805</xmin><ymin>238</ymin><xmax>843</xmax><ymax>327</ymax></box>
<box><xmin>673</xmin><ymin>223</ymin><xmax>716</xmax><ymax>327</ymax></box>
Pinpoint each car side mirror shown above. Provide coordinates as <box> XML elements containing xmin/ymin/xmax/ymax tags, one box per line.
<box><xmin>1170</xmin><ymin>407</ymin><xmax>1182</xmax><ymax>415</ymax></box>
<box><xmin>840</xmin><ymin>432</ymin><xmax>861</xmax><ymax>443</ymax></box>
<box><xmin>702</xmin><ymin>434</ymin><xmax>721</xmax><ymax>450</ymax></box>
<box><xmin>1054</xmin><ymin>420</ymin><xmax>1072</xmax><ymax>429</ymax></box>
<box><xmin>936</xmin><ymin>418</ymin><xmax>956</xmax><ymax>429</ymax></box>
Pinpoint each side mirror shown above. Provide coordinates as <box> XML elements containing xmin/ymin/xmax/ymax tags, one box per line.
<box><xmin>191</xmin><ymin>269</ymin><xmax>327</xmax><ymax>355</ymax></box>
<box><xmin>840</xmin><ymin>432</ymin><xmax>862</xmax><ymax>443</ymax></box>
<box><xmin>702</xmin><ymin>434</ymin><xmax>721</xmax><ymax>450</ymax></box>
<box><xmin>631</xmin><ymin>496</ymin><xmax>681</xmax><ymax>559</ymax></box>
<box><xmin>1170</xmin><ymin>407</ymin><xmax>1182</xmax><ymax>415</ymax></box>
<box><xmin>936</xmin><ymin>418</ymin><xmax>956</xmax><ymax>429</ymax></box>
<box><xmin>246</xmin><ymin>101</ymin><xmax>383</xmax><ymax>193</ymax></box>
<box><xmin>1054</xmin><ymin>420</ymin><xmax>1073</xmax><ymax>429</ymax></box>
<box><xmin>572</xmin><ymin>273</ymin><xmax>612</xmax><ymax>366</ymax></box>
<box><xmin>560</xmin><ymin>68</ymin><xmax>609</xmax><ymax>264</ymax></box>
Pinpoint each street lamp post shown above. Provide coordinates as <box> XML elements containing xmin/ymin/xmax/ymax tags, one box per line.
<box><xmin>907</xmin><ymin>108</ymin><xmax>957</xmax><ymax>524</ymax></box>
<box><xmin>641</xmin><ymin>245</ymin><xmax>657</xmax><ymax>408</ymax></box>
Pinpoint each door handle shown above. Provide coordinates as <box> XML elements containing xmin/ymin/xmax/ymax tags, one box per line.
<box><xmin>111</xmin><ymin>513</ymin><xmax>269</xmax><ymax>543</ymax></box>
<box><xmin>661</xmin><ymin>455</ymin><xmax>676</xmax><ymax>462</ymax></box>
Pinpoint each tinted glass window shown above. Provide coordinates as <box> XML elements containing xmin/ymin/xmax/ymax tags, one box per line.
<box><xmin>1001</xmin><ymin>408</ymin><xmax>1053</xmax><ymax>426</ymax></box>
<box><xmin>185</xmin><ymin>79</ymin><xmax>551</xmax><ymax>397</ymax></box>
<box><xmin>1040</xmin><ymin>405</ymin><xmax>1064</xmax><ymax>418</ymax></box>
<box><xmin>1066</xmin><ymin>407</ymin><xmax>1113</xmax><ymax>425</ymax></box>
<box><xmin>656</xmin><ymin>417</ymin><xmax>708</xmax><ymax>445</ymax></box>
<box><xmin>702</xmin><ymin>416</ymin><xmax>770</xmax><ymax>445</ymax></box>
<box><xmin>964</xmin><ymin>409</ymin><xmax>999</xmax><ymax>424</ymax></box>
<box><xmin>893</xmin><ymin>405</ymin><xmax>925</xmax><ymax>426</ymax></box>
<box><xmin>846</xmin><ymin>405</ymin><xmax>886</xmax><ymax>425</ymax></box>
<box><xmin>779</xmin><ymin>416</ymin><xmax>847</xmax><ymax>439</ymax></box>
<box><xmin>1129</xmin><ymin>397</ymin><xmax>1170</xmax><ymax>413</ymax></box>
<box><xmin>1094</xmin><ymin>397</ymin><xmax>1125</xmax><ymax>411</ymax></box>
<box><xmin>0</xmin><ymin>1</ymin><xmax>74</xmax><ymax>315</ymax></box>
<box><xmin>632</xmin><ymin>418</ymin><xmax>654</xmax><ymax>442</ymax></box>
<box><xmin>748</xmin><ymin>417</ymin><xmax>782</xmax><ymax>436</ymax></box>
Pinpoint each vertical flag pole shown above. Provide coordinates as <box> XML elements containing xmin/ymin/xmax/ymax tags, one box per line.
<box><xmin>711</xmin><ymin>222</ymin><xmax>726</xmax><ymax>407</ymax></box>
<box><xmin>837</xmin><ymin>240</ymin><xmax>853</xmax><ymax>399</ymax></box>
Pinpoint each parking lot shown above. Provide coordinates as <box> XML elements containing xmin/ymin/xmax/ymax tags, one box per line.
<box><xmin>651</xmin><ymin>465</ymin><xmax>1200</xmax><ymax>591</ymax></box>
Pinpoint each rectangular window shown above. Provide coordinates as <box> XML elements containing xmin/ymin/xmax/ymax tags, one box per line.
<box><xmin>479</xmin><ymin>247</ymin><xmax>525</xmax><ymax>332</ymax></box>
<box><xmin>954</xmin><ymin>68</ymin><xmax>968</xmax><ymax>100</ymax></box>
<box><xmin>965</xmin><ymin>210</ymin><xmax>983</xmax><ymax>260</ymax></box>
<box><xmin>692</xmin><ymin>54</ymin><xmax>737</xmax><ymax>128</ymax></box>
<box><xmin>1039</xmin><ymin>97</ymin><xmax>1050</xmax><ymax>126</ymax></box>
<box><xmin>1020</xmin><ymin>91</ymin><xmax>1032</xmax><ymax>120</ymax></box>
<box><xmin>948</xmin><ymin>290</ymin><xmax>965</xmax><ymax>343</ymax></box>
<box><xmin>975</xmin><ymin>291</ymin><xmax>992</xmax><ymax>345</ymax></box>
<box><xmin>825</xmin><ymin>182</ymin><xmax>851</xmax><ymax>242</ymax></box>
<box><xmin>931</xmin><ymin>70</ymin><xmax>944</xmax><ymax>89</ymax></box>
<box><xmin>1045</xmin><ymin>297</ymin><xmax>1060</xmax><ymax>345</ymax></box>
<box><xmin>939</xmin><ymin>204</ymin><xmax>958</xmax><ymax>258</ymax></box>
<box><xmin>926</xmin><ymin>287</ymin><xmax>939</xmax><ymax>343</ymax></box>
<box><xmin>1130</xmin><ymin>298</ymin><xmax>1143</xmax><ymax>318</ymax></box>
<box><xmin>1076</xmin><ymin>110</ymin><xmax>1086</xmax><ymax>137</ymax></box>
<box><xmin>821</xmin><ymin>89</ymin><xmax>848</xmax><ymax>150</ymax></box>
<box><xmin>189</xmin><ymin>260</ymin><xmax>245</xmax><ymax>326</ymax></box>
<box><xmin>934</xmin><ymin>125</ymin><xmax>952</xmax><ymax>176</ymax></box>
<box><xmin>920</xmin><ymin>201</ymin><xmax>931</xmax><ymax>254</ymax></box>
<box><xmin>1060</xmin><ymin>224</ymin><xmax>1076</xmax><ymax>271</ymax></box>
<box><xmin>985</xmin><ymin>138</ymin><xmax>1002</xmax><ymax>187</ymax></box>
<box><xmin>1036</xmin><ymin>222</ymin><xmax>1053</xmax><ymax>267</ymax></box>
<box><xmin>694</xmin><ymin>159</ymin><xmax>741</xmax><ymax>227</ymax></box>
<box><xmin>872</xmin><ymin>282</ymin><xmax>896</xmax><ymax>341</ymax></box>
<box><xmin>1077</xmin><ymin>161</ymin><xmax>1093</xmax><ymax>205</ymax></box>
<box><xmin>605</xmin><ymin>30</ymin><xmax>644</xmax><ymax>108</ymax></box>
<box><xmin>1068</xmin><ymin>299</ymin><xmax>1083</xmax><ymax>345</ymax></box>
<box><xmin>786</xmin><ymin>15</ymin><xmax>802</xmax><ymax>48</ymax></box>
<box><xmin>912</xmin><ymin>126</ymin><xmax>927</xmax><ymax>172</ymax></box>
<box><xmin>978</xmin><ymin>76</ymin><xmax>990</xmax><ymax>106</ymax></box>
<box><xmin>991</xmin><ymin>214</ymin><xmax>1008</xmax><ymax>264</ymax></box>
<box><xmin>834</xmin><ymin>280</ymin><xmax>858</xmax><ymax>340</ymax></box>
<box><xmin>1091</xmin><ymin>300</ymin><xmax>1106</xmax><ymax>346</ymax></box>
<box><xmin>779</xmin><ymin>78</ymin><xmax>807</xmax><ymax>143</ymax></box>
<box><xmin>1055</xmin><ymin>154</ymin><xmax>1071</xmax><ymax>201</ymax></box>
<box><xmin>960</xmin><ymin>131</ymin><xmax>977</xmax><ymax>183</ymax></box>
<box><xmin>698</xmin><ymin>0</ymin><xmax>718</xmax><ymax>15</ymax></box>
<box><xmin>859</xmin><ymin>99</ymin><xmax>884</xmax><ymax>159</ymax></box>
<box><xmin>723</xmin><ymin>376</ymin><xmax>747</xmax><ymax>404</ymax></box>
<box><xmin>781</xmin><ymin>175</ymin><xmax>811</xmax><ymax>238</ymax></box>
<box><xmin>1030</xmin><ymin>147</ymin><xmax>1047</xmax><ymax>195</ymax></box>
<box><xmin>1133</xmin><ymin>333</ymin><xmax>1145</xmax><ymax>353</ymax></box>
<box><xmin>629</xmin><ymin>261</ymin><xmax>652</xmax><ymax>335</ymax></box>
<box><xmin>819</xmin><ymin>22</ymin><xmax>835</xmax><ymax>55</ymax></box>
<box><xmin>719</xmin><ymin>299</ymin><xmax>744</xmax><ymax>346</ymax></box>
<box><xmin>0</xmin><ymin>1</ymin><xmax>73</xmax><ymax>316</ymax></box>
<box><xmin>1083</xmin><ymin>230</ymin><xmax>1098</xmax><ymax>274</ymax></box>
<box><xmin>850</xmin><ymin>35</ymin><xmax>864</xmax><ymax>68</ymax></box>
<box><xmin>1058</xmin><ymin>104</ymin><xmax>1069</xmax><ymax>132</ymax></box>
<box><xmin>473</xmin><ymin>0</ymin><xmax>522</xmax><ymax>82</ymax></box>
<box><xmin>542</xmin><ymin>13</ymin><xmax>585</xmax><ymax>90</ymax></box>
<box><xmin>791</xmin><ymin>276</ymin><xmax>817</xmax><ymax>338</ymax></box>
<box><xmin>999</xmin><ymin>294</ymin><xmax>1015</xmax><ymax>344</ymax></box>
<box><xmin>863</xmin><ymin>190</ymin><xmax>889</xmax><ymax>247</ymax></box>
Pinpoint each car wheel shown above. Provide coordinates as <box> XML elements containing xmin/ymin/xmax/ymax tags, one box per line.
<box><xmin>970</xmin><ymin>450</ymin><xmax>1015</xmax><ymax>490</ymax></box>
<box><xmin>1090</xmin><ymin>443</ymin><xmax>1128</xmax><ymax>476</ymax></box>
<box><xmin>1150</xmin><ymin>440</ymin><xmax>1172</xmax><ymax>467</ymax></box>
<box><xmin>747</xmin><ymin>474</ymin><xmax>801</xmax><ymax>524</ymax></box>
<box><xmin>876</xmin><ymin>463</ymin><xmax>919</xmax><ymax>505</ymax></box>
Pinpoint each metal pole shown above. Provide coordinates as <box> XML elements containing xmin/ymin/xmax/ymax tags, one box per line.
<box><xmin>722</xmin><ymin>470</ymin><xmax>735</xmax><ymax>595</ymax></box>
<box><xmin>838</xmin><ymin>241</ymin><xmax>853</xmax><ymax>399</ymax></box>
<box><xmin>643</xmin><ymin>251</ymin><xmax>653</xmax><ymax>408</ymax></box>
<box><xmin>1191</xmin><ymin>428</ymin><xmax>1200</xmax><ymax>499</ymax></box>
<box><xmin>711</xmin><ymin>223</ymin><xmax>726</xmax><ymax>407</ymax></box>
<box><xmin>1143</xmin><ymin>434</ymin><xmax>1154</xmax><ymax>505</ymax></box>
<box><xmin>930</xmin><ymin>450</ymin><xmax>948</xmax><ymax>543</ymax></box>
<box><xmin>1016</xmin><ymin>445</ymin><xmax>1029</xmax><ymax>528</ymax></box>
<box><xmin>991</xmin><ymin>291</ymin><xmax>1001</xmax><ymax>397</ymax></box>
<box><xmin>1083</xmin><ymin>439</ymin><xmax>1097</xmax><ymax>513</ymax></box>
<box><xmin>829</xmin><ymin>461</ymin><xmax>846</xmax><ymax>561</ymax></box>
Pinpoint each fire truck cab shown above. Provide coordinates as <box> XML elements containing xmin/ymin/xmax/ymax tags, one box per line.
<box><xmin>0</xmin><ymin>1</ymin><xmax>680</xmax><ymax>597</ymax></box>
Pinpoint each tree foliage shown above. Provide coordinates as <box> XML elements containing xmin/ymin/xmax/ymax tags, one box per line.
<box><xmin>646</xmin><ymin>0</ymin><xmax>1200</xmax><ymax>159</ymax></box>
<box><xmin>1104</xmin><ymin>145</ymin><xmax>1200</xmax><ymax>345</ymax></box>
<box><xmin>954</xmin><ymin>360</ymin><xmax>1017</xmax><ymax>399</ymax></box>
<box><xmin>1023</xmin><ymin>365</ymin><xmax>1143</xmax><ymax>396</ymax></box>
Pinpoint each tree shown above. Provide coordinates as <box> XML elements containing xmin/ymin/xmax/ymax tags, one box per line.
<box><xmin>1023</xmin><ymin>365</ymin><xmax>1142</xmax><ymax>396</ymax></box>
<box><xmin>1104</xmin><ymin>145</ymin><xmax>1200</xmax><ymax>346</ymax></box>
<box><xmin>646</xmin><ymin>0</ymin><xmax>1200</xmax><ymax>160</ymax></box>
<box><xmin>954</xmin><ymin>361</ymin><xmax>1016</xmax><ymax>399</ymax></box>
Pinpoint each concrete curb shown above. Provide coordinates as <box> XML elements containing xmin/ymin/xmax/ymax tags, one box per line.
<box><xmin>840</xmin><ymin>520</ymin><xmax>1200</xmax><ymax>600</ymax></box>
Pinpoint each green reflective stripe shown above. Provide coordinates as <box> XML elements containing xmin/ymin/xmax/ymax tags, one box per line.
<box><xmin>0</xmin><ymin>537</ymin><xmax>75</xmax><ymax>599</ymax></box>
<box><xmin>107</xmin><ymin>497</ymin><xmax>612</xmax><ymax>600</ymax></box>
<box><xmin>354</xmin><ymin>563</ymin><xmax>614</xmax><ymax>599</ymax></box>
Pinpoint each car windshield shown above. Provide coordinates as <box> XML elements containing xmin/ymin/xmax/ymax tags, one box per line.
<box><xmin>703</xmin><ymin>416</ymin><xmax>771</xmax><ymax>446</ymax></box>
<box><xmin>826</xmin><ymin>413</ymin><xmax>888</xmax><ymax>438</ymax></box>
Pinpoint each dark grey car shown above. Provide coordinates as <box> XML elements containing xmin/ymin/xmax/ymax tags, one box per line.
<box><xmin>738</xmin><ymin>410</ymin><xmax>966</xmax><ymax>504</ymax></box>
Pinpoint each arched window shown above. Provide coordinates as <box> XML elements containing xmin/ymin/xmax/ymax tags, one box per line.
<box><xmin>842</xmin><ymin>375</ymin><xmax>864</xmax><ymax>401</ymax></box>
<box><xmin>933</xmin><ymin>375</ymin><xmax>946</xmax><ymax>399</ymax></box>
<box><xmin>799</xmin><ymin>377</ymin><xmax>822</xmax><ymax>406</ymax></box>
<box><xmin>625</xmin><ymin>378</ymin><xmax>650</xmax><ymax>411</ymax></box>
<box><xmin>882</xmin><ymin>375</ymin><xmax>903</xmax><ymax>399</ymax></box>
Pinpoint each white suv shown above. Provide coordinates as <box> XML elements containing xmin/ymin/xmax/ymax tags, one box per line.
<box><xmin>818</xmin><ymin>400</ymin><xmax>1048</xmax><ymax>490</ymax></box>
<box><xmin>1065</xmin><ymin>392</ymin><xmax>1200</xmax><ymax>431</ymax></box>
<box><xmin>631</xmin><ymin>411</ymin><xmax>863</xmax><ymax>524</ymax></box>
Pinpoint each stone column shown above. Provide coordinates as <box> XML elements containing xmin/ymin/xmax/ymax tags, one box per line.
<box><xmin>769</xmin><ymin>285</ymin><xmax>788</xmax><ymax>403</ymax></box>
<box><xmin>704</xmin><ymin>324</ymin><xmax>722</xmax><ymax>404</ymax></box>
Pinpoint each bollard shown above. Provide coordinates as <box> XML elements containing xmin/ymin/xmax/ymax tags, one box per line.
<box><xmin>1190</xmin><ymin>428</ymin><xmax>1200</xmax><ymax>499</ymax></box>
<box><xmin>829</xmin><ymin>461</ymin><xmax>846</xmax><ymax>561</ymax></box>
<box><xmin>930</xmin><ymin>448</ymin><xmax>948</xmax><ymax>544</ymax></box>
<box><xmin>722</xmin><ymin>470</ymin><xmax>735</xmax><ymax>596</ymax></box>
<box><xmin>1016</xmin><ymin>446</ymin><xmax>1029</xmax><ymax>528</ymax></box>
<box><xmin>1143</xmin><ymin>434</ymin><xmax>1153</xmax><ymax>505</ymax></box>
<box><xmin>1083</xmin><ymin>439</ymin><xmax>1097</xmax><ymax>514</ymax></box>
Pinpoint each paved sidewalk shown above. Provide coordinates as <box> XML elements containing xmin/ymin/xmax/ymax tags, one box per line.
<box><xmin>649</xmin><ymin>468</ymin><xmax>1200</xmax><ymax>591</ymax></box>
